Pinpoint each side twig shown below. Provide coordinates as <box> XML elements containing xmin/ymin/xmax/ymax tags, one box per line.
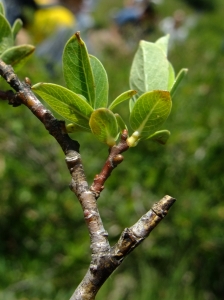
<box><xmin>90</xmin><ymin>129</ymin><xmax>129</xmax><ymax>198</ymax></box>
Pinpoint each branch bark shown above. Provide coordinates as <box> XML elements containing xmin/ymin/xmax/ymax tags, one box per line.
<box><xmin>0</xmin><ymin>60</ymin><xmax>176</xmax><ymax>300</ymax></box>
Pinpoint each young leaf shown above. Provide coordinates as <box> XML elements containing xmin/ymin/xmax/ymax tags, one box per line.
<box><xmin>66</xmin><ymin>123</ymin><xmax>91</xmax><ymax>133</ymax></box>
<box><xmin>170</xmin><ymin>68</ymin><xmax>188</xmax><ymax>97</ymax></box>
<box><xmin>147</xmin><ymin>130</ymin><xmax>170</xmax><ymax>145</ymax></box>
<box><xmin>129</xmin><ymin>40</ymin><xmax>169</xmax><ymax>99</ymax></box>
<box><xmin>129</xmin><ymin>97</ymin><xmax>135</xmax><ymax>113</ymax></box>
<box><xmin>155</xmin><ymin>35</ymin><xmax>169</xmax><ymax>56</ymax></box>
<box><xmin>108</xmin><ymin>90</ymin><xmax>137</xmax><ymax>111</ymax></box>
<box><xmin>62</xmin><ymin>32</ymin><xmax>95</xmax><ymax>107</ymax></box>
<box><xmin>168</xmin><ymin>62</ymin><xmax>175</xmax><ymax>91</ymax></box>
<box><xmin>89</xmin><ymin>55</ymin><xmax>108</xmax><ymax>109</ymax></box>
<box><xmin>0</xmin><ymin>45</ymin><xmax>35</xmax><ymax>69</ymax></box>
<box><xmin>89</xmin><ymin>108</ymin><xmax>118</xmax><ymax>146</ymax></box>
<box><xmin>32</xmin><ymin>83</ymin><xmax>93</xmax><ymax>131</ymax></box>
<box><xmin>0</xmin><ymin>2</ymin><xmax>5</xmax><ymax>15</ymax></box>
<box><xmin>129</xmin><ymin>90</ymin><xmax>172</xmax><ymax>138</ymax></box>
<box><xmin>0</xmin><ymin>14</ymin><xmax>13</xmax><ymax>55</ymax></box>
<box><xmin>115</xmin><ymin>113</ymin><xmax>128</xmax><ymax>132</ymax></box>
<box><xmin>12</xmin><ymin>19</ymin><xmax>23</xmax><ymax>40</ymax></box>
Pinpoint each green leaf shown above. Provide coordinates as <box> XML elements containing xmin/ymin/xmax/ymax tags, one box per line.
<box><xmin>62</xmin><ymin>32</ymin><xmax>95</xmax><ymax>107</ymax></box>
<box><xmin>147</xmin><ymin>130</ymin><xmax>170</xmax><ymax>145</ymax></box>
<box><xmin>12</xmin><ymin>19</ymin><xmax>23</xmax><ymax>40</ymax></box>
<box><xmin>168</xmin><ymin>62</ymin><xmax>175</xmax><ymax>91</ymax></box>
<box><xmin>32</xmin><ymin>83</ymin><xmax>93</xmax><ymax>131</ymax></box>
<box><xmin>0</xmin><ymin>44</ymin><xmax>35</xmax><ymax>69</ymax></box>
<box><xmin>170</xmin><ymin>68</ymin><xmax>188</xmax><ymax>97</ymax></box>
<box><xmin>89</xmin><ymin>108</ymin><xmax>118</xmax><ymax>146</ymax></box>
<box><xmin>0</xmin><ymin>14</ymin><xmax>13</xmax><ymax>55</ymax></box>
<box><xmin>0</xmin><ymin>2</ymin><xmax>5</xmax><ymax>15</ymax></box>
<box><xmin>89</xmin><ymin>55</ymin><xmax>108</xmax><ymax>108</ymax></box>
<box><xmin>155</xmin><ymin>35</ymin><xmax>169</xmax><ymax>56</ymax></box>
<box><xmin>115</xmin><ymin>113</ymin><xmax>128</xmax><ymax>132</ymax></box>
<box><xmin>129</xmin><ymin>96</ymin><xmax>135</xmax><ymax>113</ymax></box>
<box><xmin>108</xmin><ymin>90</ymin><xmax>137</xmax><ymax>111</ymax></box>
<box><xmin>129</xmin><ymin>90</ymin><xmax>172</xmax><ymax>138</ymax></box>
<box><xmin>66</xmin><ymin>123</ymin><xmax>91</xmax><ymax>133</ymax></box>
<box><xmin>129</xmin><ymin>40</ymin><xmax>169</xmax><ymax>99</ymax></box>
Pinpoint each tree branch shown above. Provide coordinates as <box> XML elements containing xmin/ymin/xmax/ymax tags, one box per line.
<box><xmin>0</xmin><ymin>58</ymin><xmax>110</xmax><ymax>254</ymax></box>
<box><xmin>70</xmin><ymin>195</ymin><xmax>176</xmax><ymax>300</ymax></box>
<box><xmin>90</xmin><ymin>129</ymin><xmax>129</xmax><ymax>198</ymax></box>
<box><xmin>0</xmin><ymin>60</ymin><xmax>176</xmax><ymax>300</ymax></box>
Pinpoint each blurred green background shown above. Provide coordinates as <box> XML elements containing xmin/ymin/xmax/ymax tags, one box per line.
<box><xmin>1</xmin><ymin>0</ymin><xmax>224</xmax><ymax>299</ymax></box>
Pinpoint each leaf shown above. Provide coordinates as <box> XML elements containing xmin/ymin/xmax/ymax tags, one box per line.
<box><xmin>155</xmin><ymin>35</ymin><xmax>169</xmax><ymax>56</ymax></box>
<box><xmin>0</xmin><ymin>44</ymin><xmax>35</xmax><ymax>69</ymax></box>
<box><xmin>168</xmin><ymin>62</ymin><xmax>175</xmax><ymax>91</ymax></box>
<box><xmin>89</xmin><ymin>108</ymin><xmax>118</xmax><ymax>146</ymax></box>
<box><xmin>129</xmin><ymin>96</ymin><xmax>135</xmax><ymax>113</ymax></box>
<box><xmin>66</xmin><ymin>123</ymin><xmax>91</xmax><ymax>133</ymax></box>
<box><xmin>115</xmin><ymin>113</ymin><xmax>128</xmax><ymax>132</ymax></box>
<box><xmin>108</xmin><ymin>90</ymin><xmax>137</xmax><ymax>111</ymax></box>
<box><xmin>147</xmin><ymin>130</ymin><xmax>170</xmax><ymax>145</ymax></box>
<box><xmin>89</xmin><ymin>55</ymin><xmax>108</xmax><ymax>108</ymax></box>
<box><xmin>129</xmin><ymin>40</ymin><xmax>169</xmax><ymax>99</ymax></box>
<box><xmin>12</xmin><ymin>19</ymin><xmax>23</xmax><ymax>40</ymax></box>
<box><xmin>170</xmin><ymin>68</ymin><xmax>188</xmax><ymax>97</ymax></box>
<box><xmin>32</xmin><ymin>83</ymin><xmax>93</xmax><ymax>131</ymax></box>
<box><xmin>62</xmin><ymin>32</ymin><xmax>95</xmax><ymax>107</ymax></box>
<box><xmin>129</xmin><ymin>90</ymin><xmax>172</xmax><ymax>138</ymax></box>
<box><xmin>0</xmin><ymin>14</ymin><xmax>13</xmax><ymax>55</ymax></box>
<box><xmin>0</xmin><ymin>2</ymin><xmax>5</xmax><ymax>15</ymax></box>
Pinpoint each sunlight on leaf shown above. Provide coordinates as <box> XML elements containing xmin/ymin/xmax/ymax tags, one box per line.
<box><xmin>89</xmin><ymin>55</ymin><xmax>108</xmax><ymax>109</ymax></box>
<box><xmin>32</xmin><ymin>83</ymin><xmax>93</xmax><ymax>131</ymax></box>
<box><xmin>63</xmin><ymin>32</ymin><xmax>95</xmax><ymax>107</ymax></box>
<box><xmin>129</xmin><ymin>40</ymin><xmax>169</xmax><ymax>99</ymax></box>
<box><xmin>155</xmin><ymin>35</ymin><xmax>169</xmax><ymax>56</ymax></box>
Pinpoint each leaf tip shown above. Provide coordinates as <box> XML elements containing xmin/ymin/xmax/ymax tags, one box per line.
<box><xmin>75</xmin><ymin>31</ymin><xmax>84</xmax><ymax>45</ymax></box>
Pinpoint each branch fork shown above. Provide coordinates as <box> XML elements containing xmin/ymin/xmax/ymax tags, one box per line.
<box><xmin>0</xmin><ymin>59</ymin><xmax>176</xmax><ymax>300</ymax></box>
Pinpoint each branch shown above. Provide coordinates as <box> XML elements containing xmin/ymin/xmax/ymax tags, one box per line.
<box><xmin>0</xmin><ymin>59</ymin><xmax>110</xmax><ymax>253</ymax></box>
<box><xmin>90</xmin><ymin>129</ymin><xmax>129</xmax><ymax>198</ymax></box>
<box><xmin>0</xmin><ymin>60</ymin><xmax>176</xmax><ymax>300</ymax></box>
<box><xmin>70</xmin><ymin>195</ymin><xmax>176</xmax><ymax>300</ymax></box>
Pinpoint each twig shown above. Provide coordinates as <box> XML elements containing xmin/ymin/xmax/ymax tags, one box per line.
<box><xmin>0</xmin><ymin>58</ymin><xmax>110</xmax><ymax>253</ymax></box>
<box><xmin>90</xmin><ymin>129</ymin><xmax>129</xmax><ymax>198</ymax></box>
<box><xmin>70</xmin><ymin>195</ymin><xmax>176</xmax><ymax>300</ymax></box>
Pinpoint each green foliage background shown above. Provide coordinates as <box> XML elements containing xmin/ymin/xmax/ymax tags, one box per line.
<box><xmin>1</xmin><ymin>0</ymin><xmax>224</xmax><ymax>299</ymax></box>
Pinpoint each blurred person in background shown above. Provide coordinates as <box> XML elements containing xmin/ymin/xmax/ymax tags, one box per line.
<box><xmin>111</xmin><ymin>0</ymin><xmax>157</xmax><ymax>49</ymax></box>
<box><xmin>159</xmin><ymin>9</ymin><xmax>197</xmax><ymax>49</ymax></box>
<box><xmin>62</xmin><ymin>0</ymin><xmax>97</xmax><ymax>30</ymax></box>
<box><xmin>0</xmin><ymin>0</ymin><xmax>37</xmax><ymax>26</ymax></box>
<box><xmin>31</xmin><ymin>0</ymin><xmax>76</xmax><ymax>44</ymax></box>
<box><xmin>29</xmin><ymin>0</ymin><xmax>77</xmax><ymax>74</ymax></box>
